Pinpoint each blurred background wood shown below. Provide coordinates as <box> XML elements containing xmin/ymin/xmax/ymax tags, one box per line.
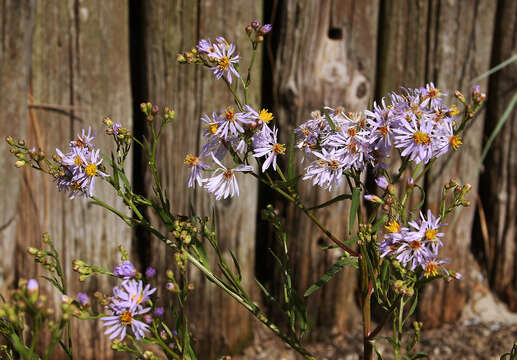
<box><xmin>259</xmin><ymin>0</ymin><xmax>379</xmax><ymax>337</ymax></box>
<box><xmin>2</xmin><ymin>1</ymin><xmax>133</xmax><ymax>358</ymax></box>
<box><xmin>1</xmin><ymin>0</ymin><xmax>516</xmax><ymax>358</ymax></box>
<box><xmin>474</xmin><ymin>0</ymin><xmax>517</xmax><ymax>311</ymax></box>
<box><xmin>130</xmin><ymin>1</ymin><xmax>261</xmax><ymax>357</ymax></box>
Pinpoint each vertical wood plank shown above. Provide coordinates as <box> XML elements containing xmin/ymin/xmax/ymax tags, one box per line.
<box><xmin>0</xmin><ymin>0</ymin><xmax>34</xmax><ymax>295</ymax></box>
<box><xmin>268</xmin><ymin>0</ymin><xmax>379</xmax><ymax>335</ymax></box>
<box><xmin>475</xmin><ymin>0</ymin><xmax>517</xmax><ymax>309</ymax></box>
<box><xmin>134</xmin><ymin>1</ymin><xmax>261</xmax><ymax>357</ymax></box>
<box><xmin>15</xmin><ymin>1</ymin><xmax>133</xmax><ymax>358</ymax></box>
<box><xmin>419</xmin><ymin>0</ymin><xmax>496</xmax><ymax>326</ymax></box>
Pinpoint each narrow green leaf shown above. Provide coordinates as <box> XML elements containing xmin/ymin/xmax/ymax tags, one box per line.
<box><xmin>472</xmin><ymin>53</ymin><xmax>517</xmax><ymax>82</ymax></box>
<box><xmin>304</xmin><ymin>256</ymin><xmax>358</xmax><ymax>297</ymax></box>
<box><xmin>288</xmin><ymin>130</ymin><xmax>296</xmax><ymax>182</ymax></box>
<box><xmin>404</xmin><ymin>291</ymin><xmax>419</xmax><ymax>325</ymax></box>
<box><xmin>372</xmin><ymin>214</ymin><xmax>388</xmax><ymax>233</ymax></box>
<box><xmin>349</xmin><ymin>187</ymin><xmax>361</xmax><ymax>233</ymax></box>
<box><xmin>229</xmin><ymin>250</ymin><xmax>242</xmax><ymax>282</ymax></box>
<box><xmin>479</xmin><ymin>91</ymin><xmax>517</xmax><ymax>170</ymax></box>
<box><xmin>307</xmin><ymin>194</ymin><xmax>352</xmax><ymax>211</ymax></box>
<box><xmin>414</xmin><ymin>184</ymin><xmax>426</xmax><ymax>212</ymax></box>
<box><xmin>255</xmin><ymin>278</ymin><xmax>278</xmax><ymax>303</ymax></box>
<box><xmin>410</xmin><ymin>352</ymin><xmax>428</xmax><ymax>359</ymax></box>
<box><xmin>323</xmin><ymin>109</ymin><xmax>336</xmax><ymax>131</ymax></box>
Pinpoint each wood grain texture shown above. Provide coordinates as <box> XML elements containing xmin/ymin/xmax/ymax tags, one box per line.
<box><xmin>475</xmin><ymin>0</ymin><xmax>517</xmax><ymax>310</ymax></box>
<box><xmin>11</xmin><ymin>1</ymin><xmax>132</xmax><ymax>358</ymax></box>
<box><xmin>418</xmin><ymin>0</ymin><xmax>496</xmax><ymax>326</ymax></box>
<box><xmin>134</xmin><ymin>1</ymin><xmax>261</xmax><ymax>357</ymax></box>
<box><xmin>267</xmin><ymin>0</ymin><xmax>379</xmax><ymax>336</ymax></box>
<box><xmin>0</xmin><ymin>0</ymin><xmax>34</xmax><ymax>295</ymax></box>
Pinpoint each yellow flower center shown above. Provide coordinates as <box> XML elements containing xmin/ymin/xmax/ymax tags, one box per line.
<box><xmin>259</xmin><ymin>109</ymin><xmax>274</xmax><ymax>123</ymax></box>
<box><xmin>449</xmin><ymin>105</ymin><xmax>459</xmax><ymax>116</ymax></box>
<box><xmin>385</xmin><ymin>220</ymin><xmax>401</xmax><ymax>233</ymax></box>
<box><xmin>328</xmin><ymin>159</ymin><xmax>340</xmax><ymax>170</ymax></box>
<box><xmin>425</xmin><ymin>229</ymin><xmax>438</xmax><ymax>241</ymax></box>
<box><xmin>131</xmin><ymin>291</ymin><xmax>143</xmax><ymax>304</ymax></box>
<box><xmin>424</xmin><ymin>262</ymin><xmax>439</xmax><ymax>278</ymax></box>
<box><xmin>413</xmin><ymin>131</ymin><xmax>430</xmax><ymax>145</ymax></box>
<box><xmin>85</xmin><ymin>163</ymin><xmax>97</xmax><ymax>177</ymax></box>
<box><xmin>378</xmin><ymin>125</ymin><xmax>388</xmax><ymax>136</ymax></box>
<box><xmin>209</xmin><ymin>124</ymin><xmax>218</xmax><ymax>134</ymax></box>
<box><xmin>218</xmin><ymin>56</ymin><xmax>230</xmax><ymax>70</ymax></box>
<box><xmin>225</xmin><ymin>108</ymin><xmax>235</xmax><ymax>121</ymax></box>
<box><xmin>348</xmin><ymin>128</ymin><xmax>357</xmax><ymax>137</ymax></box>
<box><xmin>120</xmin><ymin>310</ymin><xmax>133</xmax><ymax>325</ymax></box>
<box><xmin>74</xmin><ymin>156</ymin><xmax>83</xmax><ymax>166</ymax></box>
<box><xmin>409</xmin><ymin>240</ymin><xmax>422</xmax><ymax>250</ymax></box>
<box><xmin>75</xmin><ymin>138</ymin><xmax>85</xmax><ymax>148</ymax></box>
<box><xmin>184</xmin><ymin>154</ymin><xmax>199</xmax><ymax>166</ymax></box>
<box><xmin>449</xmin><ymin>136</ymin><xmax>462</xmax><ymax>150</ymax></box>
<box><xmin>223</xmin><ymin>169</ymin><xmax>233</xmax><ymax>180</ymax></box>
<box><xmin>272</xmin><ymin>143</ymin><xmax>286</xmax><ymax>155</ymax></box>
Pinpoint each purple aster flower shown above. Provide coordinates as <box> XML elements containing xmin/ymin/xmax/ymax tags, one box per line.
<box><xmin>143</xmin><ymin>314</ymin><xmax>153</xmax><ymax>324</ymax></box>
<box><xmin>241</xmin><ymin>105</ymin><xmax>274</xmax><ymax>128</ymax></box>
<box><xmin>26</xmin><ymin>279</ymin><xmax>39</xmax><ymax>295</ymax></box>
<box><xmin>70</xmin><ymin>126</ymin><xmax>95</xmax><ymax>150</ymax></box>
<box><xmin>184</xmin><ymin>154</ymin><xmax>210</xmax><ymax>188</ymax></box>
<box><xmin>113</xmin><ymin>261</ymin><xmax>137</xmax><ymax>279</ymax></box>
<box><xmin>101</xmin><ymin>303</ymin><xmax>151</xmax><ymax>341</ymax></box>
<box><xmin>196</xmin><ymin>38</ymin><xmax>214</xmax><ymax>54</ymax></box>
<box><xmin>166</xmin><ymin>282</ymin><xmax>176</xmax><ymax>292</ymax></box>
<box><xmin>77</xmin><ymin>292</ymin><xmax>89</xmax><ymax>307</ymax></box>
<box><xmin>408</xmin><ymin>210</ymin><xmax>445</xmax><ymax>255</ymax></box>
<box><xmin>204</xmin><ymin>153</ymin><xmax>253</xmax><ymax>200</ymax></box>
<box><xmin>207</xmin><ymin>38</ymin><xmax>240</xmax><ymax>84</ymax></box>
<box><xmin>215</xmin><ymin>107</ymin><xmax>249</xmax><ymax>140</ymax></box>
<box><xmin>394</xmin><ymin>229</ymin><xmax>433</xmax><ymax>271</ymax></box>
<box><xmin>154</xmin><ymin>307</ymin><xmax>165</xmax><ymax>317</ymax></box>
<box><xmin>109</xmin><ymin>279</ymin><xmax>156</xmax><ymax>313</ymax></box>
<box><xmin>72</xmin><ymin>148</ymin><xmax>109</xmax><ymax>197</ymax></box>
<box><xmin>302</xmin><ymin>148</ymin><xmax>345</xmax><ymax>191</ymax></box>
<box><xmin>393</xmin><ymin>115</ymin><xmax>436</xmax><ymax>164</ymax></box>
<box><xmin>251</xmin><ymin>20</ymin><xmax>260</xmax><ymax>29</ymax></box>
<box><xmin>259</xmin><ymin>24</ymin><xmax>272</xmax><ymax>34</ymax></box>
<box><xmin>375</xmin><ymin>176</ymin><xmax>389</xmax><ymax>189</ymax></box>
<box><xmin>145</xmin><ymin>266</ymin><xmax>156</xmax><ymax>278</ymax></box>
<box><xmin>252</xmin><ymin>126</ymin><xmax>286</xmax><ymax>172</ymax></box>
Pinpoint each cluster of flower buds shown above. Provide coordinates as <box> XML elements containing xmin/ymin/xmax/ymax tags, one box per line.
<box><xmin>171</xmin><ymin>218</ymin><xmax>198</xmax><ymax>245</ymax></box>
<box><xmin>5</xmin><ymin>136</ymin><xmax>46</xmax><ymax>169</ymax></box>
<box><xmin>246</xmin><ymin>20</ymin><xmax>272</xmax><ymax>43</ymax></box>
<box><xmin>393</xmin><ymin>279</ymin><xmax>415</xmax><ymax>297</ymax></box>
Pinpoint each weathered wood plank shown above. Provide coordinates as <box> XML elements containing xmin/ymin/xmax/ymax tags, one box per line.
<box><xmin>0</xmin><ymin>0</ymin><xmax>34</xmax><ymax>295</ymax></box>
<box><xmin>267</xmin><ymin>0</ymin><xmax>379</xmax><ymax>336</ymax></box>
<box><xmin>15</xmin><ymin>1</ymin><xmax>133</xmax><ymax>358</ymax></box>
<box><xmin>134</xmin><ymin>1</ymin><xmax>261</xmax><ymax>357</ymax></box>
<box><xmin>474</xmin><ymin>0</ymin><xmax>517</xmax><ymax>310</ymax></box>
<box><xmin>419</xmin><ymin>0</ymin><xmax>496</xmax><ymax>326</ymax></box>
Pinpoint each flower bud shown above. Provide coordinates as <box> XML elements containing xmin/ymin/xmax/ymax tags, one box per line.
<box><xmin>245</xmin><ymin>25</ymin><xmax>253</xmax><ymax>36</ymax></box>
<box><xmin>251</xmin><ymin>20</ymin><xmax>260</xmax><ymax>29</ymax></box>
<box><xmin>14</xmin><ymin>160</ymin><xmax>25</xmax><ymax>168</ymax></box>
<box><xmin>364</xmin><ymin>194</ymin><xmax>384</xmax><ymax>204</ymax></box>
<box><xmin>259</xmin><ymin>24</ymin><xmax>272</xmax><ymax>35</ymax></box>
<box><xmin>26</xmin><ymin>279</ymin><xmax>39</xmax><ymax>301</ymax></box>
<box><xmin>18</xmin><ymin>140</ymin><xmax>25</xmax><ymax>146</ymax></box>
<box><xmin>166</xmin><ymin>269</ymin><xmax>174</xmax><ymax>280</ymax></box>
<box><xmin>255</xmin><ymin>35</ymin><xmax>264</xmax><ymax>43</ymax></box>
<box><xmin>103</xmin><ymin>116</ymin><xmax>113</xmax><ymax>127</ymax></box>
<box><xmin>5</xmin><ymin>136</ymin><xmax>15</xmax><ymax>146</ymax></box>
<box><xmin>455</xmin><ymin>90</ymin><xmax>466</xmax><ymax>104</ymax></box>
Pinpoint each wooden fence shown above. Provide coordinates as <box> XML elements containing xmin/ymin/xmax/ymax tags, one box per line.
<box><xmin>0</xmin><ymin>0</ymin><xmax>515</xmax><ymax>358</ymax></box>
